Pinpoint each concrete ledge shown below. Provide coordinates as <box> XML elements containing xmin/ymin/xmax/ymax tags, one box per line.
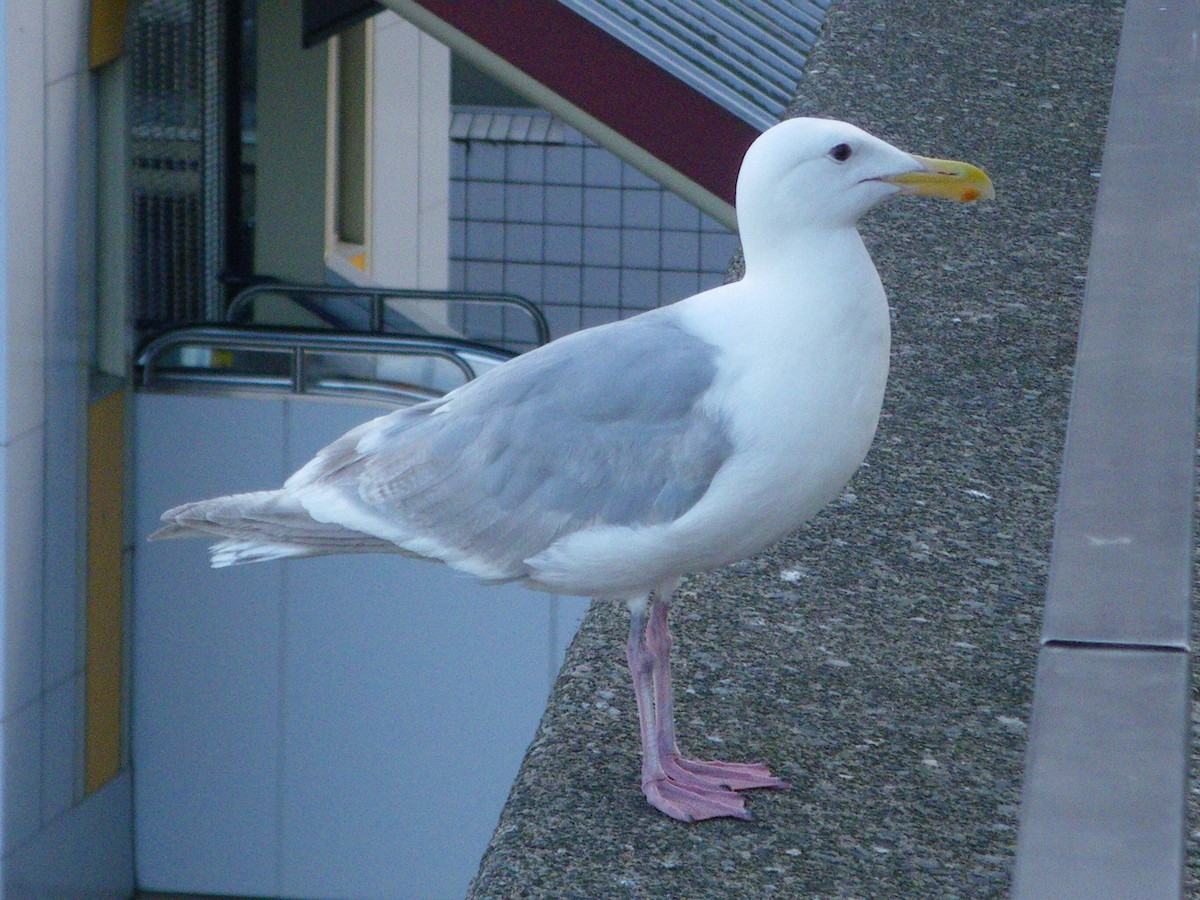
<box><xmin>1013</xmin><ymin>1</ymin><xmax>1200</xmax><ymax>895</ymax></box>
<box><xmin>1038</xmin><ymin>0</ymin><xmax>1199</xmax><ymax>651</ymax></box>
<box><xmin>470</xmin><ymin>2</ymin><xmax>1123</xmax><ymax>896</ymax></box>
<box><xmin>1014</xmin><ymin>646</ymin><xmax>1189</xmax><ymax>897</ymax></box>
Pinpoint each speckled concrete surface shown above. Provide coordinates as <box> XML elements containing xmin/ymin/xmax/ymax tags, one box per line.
<box><xmin>468</xmin><ymin>2</ymin><xmax>1125</xmax><ymax>897</ymax></box>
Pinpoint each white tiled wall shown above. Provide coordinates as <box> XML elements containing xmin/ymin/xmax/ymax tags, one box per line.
<box><xmin>1</xmin><ymin>2</ymin><xmax>134</xmax><ymax>896</ymax></box>
<box><xmin>4</xmin><ymin>426</ymin><xmax>46</xmax><ymax>719</ymax></box>
<box><xmin>4</xmin><ymin>1</ymin><xmax>47</xmax><ymax>444</ymax></box>
<box><xmin>448</xmin><ymin>109</ymin><xmax>740</xmax><ymax>352</ymax></box>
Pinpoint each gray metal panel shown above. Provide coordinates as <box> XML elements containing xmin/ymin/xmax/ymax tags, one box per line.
<box><xmin>133</xmin><ymin>393</ymin><xmax>588</xmax><ymax>896</ymax></box>
<box><xmin>1039</xmin><ymin>0</ymin><xmax>1199</xmax><ymax>649</ymax></box>
<box><xmin>1011</xmin><ymin>645</ymin><xmax>1189</xmax><ymax>899</ymax></box>
<box><xmin>555</xmin><ymin>0</ymin><xmax>832</xmax><ymax>130</ymax></box>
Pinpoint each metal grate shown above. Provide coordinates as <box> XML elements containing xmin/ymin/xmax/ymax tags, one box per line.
<box><xmin>449</xmin><ymin>107</ymin><xmax>739</xmax><ymax>352</ymax></box>
<box><xmin>130</xmin><ymin>0</ymin><xmax>227</xmax><ymax>331</ymax></box>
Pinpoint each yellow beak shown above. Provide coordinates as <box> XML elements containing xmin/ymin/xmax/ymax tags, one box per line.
<box><xmin>883</xmin><ymin>155</ymin><xmax>995</xmax><ymax>203</ymax></box>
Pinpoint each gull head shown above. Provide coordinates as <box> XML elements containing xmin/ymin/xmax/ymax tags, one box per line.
<box><xmin>735</xmin><ymin>117</ymin><xmax>994</xmax><ymax>262</ymax></box>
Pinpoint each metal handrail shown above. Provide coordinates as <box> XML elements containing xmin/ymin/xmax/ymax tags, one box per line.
<box><xmin>226</xmin><ymin>282</ymin><xmax>553</xmax><ymax>347</ymax></box>
<box><xmin>135</xmin><ymin>324</ymin><xmax>515</xmax><ymax>405</ymax></box>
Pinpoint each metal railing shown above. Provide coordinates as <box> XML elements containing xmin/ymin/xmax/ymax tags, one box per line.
<box><xmin>226</xmin><ymin>282</ymin><xmax>552</xmax><ymax>348</ymax></box>
<box><xmin>136</xmin><ymin>324</ymin><xmax>515</xmax><ymax>407</ymax></box>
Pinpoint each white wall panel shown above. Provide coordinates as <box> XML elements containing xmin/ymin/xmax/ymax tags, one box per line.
<box><xmin>279</xmin><ymin>558</ymin><xmax>558</xmax><ymax>899</ymax></box>
<box><xmin>5</xmin><ymin>770</ymin><xmax>133</xmax><ymax>900</ymax></box>
<box><xmin>42</xmin><ymin>71</ymin><xmax>86</xmax><ymax>692</ymax></box>
<box><xmin>2</xmin><ymin>699</ymin><xmax>41</xmax><ymax>851</ymax></box>
<box><xmin>4</xmin><ymin>428</ymin><xmax>44</xmax><ymax>717</ymax></box>
<box><xmin>134</xmin><ymin>392</ymin><xmax>584</xmax><ymax>898</ymax></box>
<box><xmin>2</xmin><ymin>0</ymin><xmax>45</xmax><ymax>444</ymax></box>
<box><xmin>0</xmin><ymin>1</ymin><xmax>132</xmax><ymax>893</ymax></box>
<box><xmin>369</xmin><ymin>11</ymin><xmax>450</xmax><ymax>289</ymax></box>
<box><xmin>133</xmin><ymin>394</ymin><xmax>287</xmax><ymax>895</ymax></box>
<box><xmin>39</xmin><ymin>674</ymin><xmax>78</xmax><ymax>825</ymax></box>
<box><xmin>43</xmin><ymin>0</ymin><xmax>89</xmax><ymax>86</ymax></box>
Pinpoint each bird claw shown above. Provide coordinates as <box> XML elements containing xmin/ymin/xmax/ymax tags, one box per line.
<box><xmin>663</xmin><ymin>755</ymin><xmax>790</xmax><ymax>792</ymax></box>
<box><xmin>642</xmin><ymin>777</ymin><xmax>750</xmax><ymax>822</ymax></box>
<box><xmin>641</xmin><ymin>757</ymin><xmax>788</xmax><ymax>821</ymax></box>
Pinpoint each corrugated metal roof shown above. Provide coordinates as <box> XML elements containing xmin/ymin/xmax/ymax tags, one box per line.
<box><xmin>554</xmin><ymin>0</ymin><xmax>832</xmax><ymax>131</ymax></box>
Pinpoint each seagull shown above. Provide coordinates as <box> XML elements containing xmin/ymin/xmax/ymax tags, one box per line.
<box><xmin>152</xmin><ymin>117</ymin><xmax>993</xmax><ymax>822</ymax></box>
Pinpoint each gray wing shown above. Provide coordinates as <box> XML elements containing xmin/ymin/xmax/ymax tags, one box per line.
<box><xmin>290</xmin><ymin>309</ymin><xmax>732</xmax><ymax>579</ymax></box>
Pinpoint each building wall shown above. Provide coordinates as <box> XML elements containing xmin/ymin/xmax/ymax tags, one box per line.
<box><xmin>367</xmin><ymin>11</ymin><xmax>451</xmax><ymax>290</ymax></box>
<box><xmin>448</xmin><ymin>109</ymin><xmax>739</xmax><ymax>352</ymax></box>
<box><xmin>0</xmin><ymin>4</ymin><xmax>736</xmax><ymax>895</ymax></box>
<box><xmin>2</xmin><ymin>1</ymin><xmax>134</xmax><ymax>896</ymax></box>
<box><xmin>258</xmin><ymin>7</ymin><xmax>452</xmax><ymax>297</ymax></box>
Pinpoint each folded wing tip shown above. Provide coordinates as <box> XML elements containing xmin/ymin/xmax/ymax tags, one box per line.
<box><xmin>147</xmin><ymin>521</ymin><xmax>187</xmax><ymax>541</ymax></box>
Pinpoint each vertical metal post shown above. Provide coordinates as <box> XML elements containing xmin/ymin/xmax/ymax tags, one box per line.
<box><xmin>293</xmin><ymin>347</ymin><xmax>307</xmax><ymax>395</ymax></box>
<box><xmin>202</xmin><ymin>0</ymin><xmax>226</xmax><ymax>321</ymax></box>
<box><xmin>370</xmin><ymin>292</ymin><xmax>385</xmax><ymax>332</ymax></box>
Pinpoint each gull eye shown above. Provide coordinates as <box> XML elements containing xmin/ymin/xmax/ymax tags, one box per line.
<box><xmin>829</xmin><ymin>142</ymin><xmax>853</xmax><ymax>163</ymax></box>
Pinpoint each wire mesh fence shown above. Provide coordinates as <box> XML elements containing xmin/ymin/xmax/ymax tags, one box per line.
<box><xmin>129</xmin><ymin>0</ymin><xmax>227</xmax><ymax>332</ymax></box>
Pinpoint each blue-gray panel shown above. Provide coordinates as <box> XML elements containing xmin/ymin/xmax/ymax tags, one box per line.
<box><xmin>556</xmin><ymin>0</ymin><xmax>832</xmax><ymax>130</ymax></box>
<box><xmin>277</xmin><ymin>399</ymin><xmax>568</xmax><ymax>899</ymax></box>
<box><xmin>1012</xmin><ymin>646</ymin><xmax>1188</xmax><ymax>899</ymax></box>
<box><xmin>1039</xmin><ymin>0</ymin><xmax>1198</xmax><ymax>648</ymax></box>
<box><xmin>132</xmin><ymin>394</ymin><xmax>288</xmax><ymax>896</ymax></box>
<box><xmin>132</xmin><ymin>392</ymin><xmax>588</xmax><ymax>898</ymax></box>
<box><xmin>4</xmin><ymin>773</ymin><xmax>134</xmax><ymax>899</ymax></box>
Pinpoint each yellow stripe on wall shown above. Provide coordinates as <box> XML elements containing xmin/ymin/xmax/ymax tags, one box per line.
<box><xmin>85</xmin><ymin>388</ymin><xmax>126</xmax><ymax>795</ymax></box>
<box><xmin>89</xmin><ymin>0</ymin><xmax>128</xmax><ymax>70</ymax></box>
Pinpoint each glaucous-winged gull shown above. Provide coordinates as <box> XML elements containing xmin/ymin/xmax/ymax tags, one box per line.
<box><xmin>153</xmin><ymin>117</ymin><xmax>993</xmax><ymax>821</ymax></box>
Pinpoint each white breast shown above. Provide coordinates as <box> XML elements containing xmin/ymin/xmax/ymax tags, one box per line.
<box><xmin>672</xmin><ymin>241</ymin><xmax>892</xmax><ymax>564</ymax></box>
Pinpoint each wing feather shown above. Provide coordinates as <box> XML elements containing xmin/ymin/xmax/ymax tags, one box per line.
<box><xmin>294</xmin><ymin>310</ymin><xmax>733</xmax><ymax>580</ymax></box>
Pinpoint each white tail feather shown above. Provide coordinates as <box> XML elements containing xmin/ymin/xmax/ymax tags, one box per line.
<box><xmin>154</xmin><ymin>488</ymin><xmax>399</xmax><ymax>566</ymax></box>
<box><xmin>210</xmin><ymin>540</ymin><xmax>315</xmax><ymax>568</ymax></box>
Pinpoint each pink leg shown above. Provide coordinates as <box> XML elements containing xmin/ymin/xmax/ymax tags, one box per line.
<box><xmin>645</xmin><ymin>589</ymin><xmax>789</xmax><ymax>793</ymax></box>
<box><xmin>625</xmin><ymin>596</ymin><xmax>747</xmax><ymax>821</ymax></box>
